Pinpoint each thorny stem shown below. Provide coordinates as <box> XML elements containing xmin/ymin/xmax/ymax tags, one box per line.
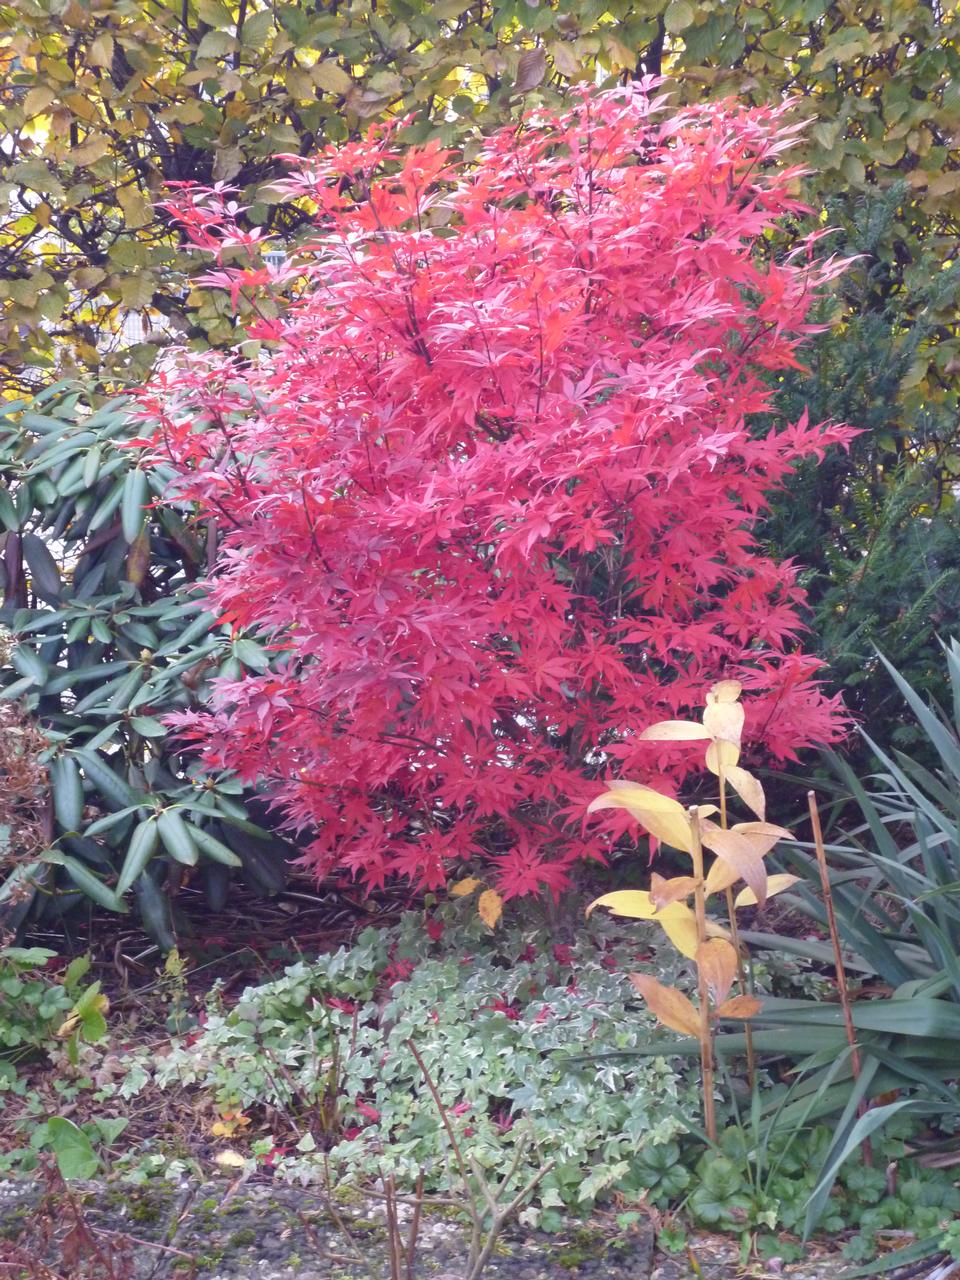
<box><xmin>689</xmin><ymin>805</ymin><xmax>716</xmax><ymax>1142</ymax></box>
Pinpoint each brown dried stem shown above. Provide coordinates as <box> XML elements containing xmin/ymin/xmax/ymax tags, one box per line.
<box><xmin>808</xmin><ymin>790</ymin><xmax>871</xmax><ymax>1166</ymax></box>
<box><xmin>689</xmin><ymin>805</ymin><xmax>716</xmax><ymax>1142</ymax></box>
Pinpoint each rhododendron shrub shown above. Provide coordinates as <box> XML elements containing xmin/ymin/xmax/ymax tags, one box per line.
<box><xmin>142</xmin><ymin>87</ymin><xmax>854</xmax><ymax>899</ymax></box>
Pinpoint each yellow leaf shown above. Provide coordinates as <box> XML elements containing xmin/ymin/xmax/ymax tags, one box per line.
<box><xmin>588</xmin><ymin>783</ymin><xmax>693</xmax><ymax>853</ymax></box>
<box><xmin>24</xmin><ymin>85</ymin><xmax>56</xmax><ymax>118</ymax></box>
<box><xmin>588</xmin><ymin>891</ymin><xmax>700</xmax><ymax>958</ymax></box>
<box><xmin>72</xmin><ymin>134</ymin><xmax>111</xmax><ymax>166</ymax></box>
<box><xmin>214</xmin><ymin>1150</ymin><xmax>246</xmax><ymax>1168</ymax></box>
<box><xmin>704</xmin><ymin>855</ymin><xmax>739</xmax><ymax>897</ymax></box>
<box><xmin>629</xmin><ymin>973</ymin><xmax>700</xmax><ymax>1037</ymax></box>
<box><xmin>117</xmin><ymin>184</ymin><xmax>152</xmax><ymax>229</ymax></box>
<box><xmin>734</xmin><ymin>822</ymin><xmax>794</xmax><ymax>844</ymax></box>
<box><xmin>313</xmin><ymin>60</ymin><xmax>353</xmax><ymax>96</ymax></box>
<box><xmin>211</xmin><ymin>1121</ymin><xmax>230</xmax><ymax>1137</ymax></box>
<box><xmin>702</xmin><ymin>700</ymin><xmax>744</xmax><ymax>745</ymax></box>
<box><xmin>705</xmin><ymin>739</ymin><xmax>740</xmax><ymax>775</ymax></box>
<box><xmin>716</xmin><ymin>994</ymin><xmax>763</xmax><ymax>1020</ymax></box>
<box><xmin>649</xmin><ymin>872</ymin><xmax>697</xmax><ymax>910</ymax></box>
<box><xmin>700</xmin><ymin>822</ymin><xmax>768</xmax><ymax>905</ymax></box>
<box><xmin>478</xmin><ymin>888</ymin><xmax>502</xmax><ymax>928</ymax></box>
<box><xmin>548</xmin><ymin>41</ymin><xmax>581</xmax><ymax>79</ymax></box>
<box><xmin>450</xmin><ymin>877</ymin><xmax>480</xmax><ymax>897</ymax></box>
<box><xmin>703</xmin><ymin>827</ymin><xmax>786</xmax><ymax>896</ymax></box>
<box><xmin>724</xmin><ymin>765</ymin><xmax>765</xmax><ymax>821</ymax></box>
<box><xmin>89</xmin><ymin>33</ymin><xmax>115</xmax><ymax>68</ymax></box>
<box><xmin>588</xmin><ymin>889</ymin><xmax>659</xmax><ymax>919</ymax></box>
<box><xmin>639</xmin><ymin>720</ymin><xmax>711</xmax><ymax>742</ymax></box>
<box><xmin>658</xmin><ymin>908</ymin><xmax>700</xmax><ymax>959</ymax></box>
<box><xmin>696</xmin><ymin>938</ymin><xmax>738</xmax><ymax>1005</ymax></box>
<box><xmin>706</xmin><ymin>680</ymin><xmax>742</xmax><ymax>704</ymax></box>
<box><xmin>735</xmin><ymin>873</ymin><xmax>800</xmax><ymax>908</ymax></box>
<box><xmin>285</xmin><ymin>66</ymin><xmax>314</xmax><ymax>99</ymax></box>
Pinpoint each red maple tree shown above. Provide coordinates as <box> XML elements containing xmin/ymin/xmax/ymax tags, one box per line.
<box><xmin>141</xmin><ymin>85</ymin><xmax>854</xmax><ymax>899</ymax></box>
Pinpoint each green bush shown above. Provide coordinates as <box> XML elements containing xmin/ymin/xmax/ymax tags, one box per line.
<box><xmin>130</xmin><ymin>908</ymin><xmax>696</xmax><ymax>1225</ymax></box>
<box><xmin>0</xmin><ymin>386</ymin><xmax>296</xmax><ymax>946</ymax></box>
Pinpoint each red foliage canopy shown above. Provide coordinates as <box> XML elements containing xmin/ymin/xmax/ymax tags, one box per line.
<box><xmin>142</xmin><ymin>86</ymin><xmax>854</xmax><ymax>898</ymax></box>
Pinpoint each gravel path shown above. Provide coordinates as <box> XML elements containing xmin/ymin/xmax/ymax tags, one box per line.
<box><xmin>0</xmin><ymin>1177</ymin><xmax>654</xmax><ymax>1279</ymax></box>
<box><xmin>0</xmin><ymin>1176</ymin><xmax>885</xmax><ymax>1280</ymax></box>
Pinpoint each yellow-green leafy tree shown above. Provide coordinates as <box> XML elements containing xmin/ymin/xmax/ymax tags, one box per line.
<box><xmin>1</xmin><ymin>0</ymin><xmax>957</xmax><ymax>399</ymax></box>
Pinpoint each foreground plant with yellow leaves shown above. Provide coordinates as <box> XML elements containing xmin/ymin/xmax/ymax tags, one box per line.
<box><xmin>588</xmin><ymin>681</ymin><xmax>800</xmax><ymax>1140</ymax></box>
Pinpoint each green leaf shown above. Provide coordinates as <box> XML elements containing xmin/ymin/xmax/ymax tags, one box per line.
<box><xmin>95</xmin><ymin>1117</ymin><xmax>129</xmax><ymax>1146</ymax></box>
<box><xmin>130</xmin><ymin>715</ymin><xmax>166</xmax><ymax>738</ymax></box>
<box><xmin>46</xmin><ymin>1117</ymin><xmax>99</xmax><ymax>1181</ymax></box>
<box><xmin>87</xmin><ymin>477</ymin><xmax>126</xmax><ymax>533</ymax></box>
<box><xmin>116</xmin><ymin>818</ymin><xmax>160</xmax><ymax>896</ymax></box>
<box><xmin>664</xmin><ymin>0</ymin><xmax>694</xmax><ymax>34</ymax></box>
<box><xmin>0</xmin><ymin>484</ymin><xmax>19</xmax><ymax>532</ymax></box>
<box><xmin>121</xmin><ymin>467</ymin><xmax>149</xmax><ymax>544</ymax></box>
<box><xmin>82</xmin><ymin>443</ymin><xmax>103</xmax><ymax>490</ymax></box>
<box><xmin>64</xmin><ymin>954</ymin><xmax>91</xmax><ymax>990</ymax></box>
<box><xmin>804</xmin><ymin>1100</ymin><xmax>932</xmax><ymax>1236</ymax></box>
<box><xmin>50</xmin><ymin>755</ymin><xmax>84</xmax><ymax>832</ymax></box>
<box><xmin>21</xmin><ymin>532</ymin><xmax>62</xmax><ymax>603</ymax></box>
<box><xmin>11</xmin><ymin>645</ymin><xmax>49</xmax><ymax>687</ymax></box>
<box><xmin>157</xmin><ymin>808</ymin><xmax>198</xmax><ymax>866</ymax></box>
<box><xmin>82</xmin><ymin>805</ymin><xmax>141</xmax><ymax>838</ymax></box>
<box><xmin>72</xmin><ymin>748</ymin><xmax>140</xmax><ymax>810</ymax></box>
<box><xmin>184</xmin><ymin>821</ymin><xmax>242</xmax><ymax>867</ymax></box>
<box><xmin>44</xmin><ymin>851</ymin><xmax>128</xmax><ymax>913</ymax></box>
<box><xmin>135</xmin><ymin>873</ymin><xmax>177</xmax><ymax>952</ymax></box>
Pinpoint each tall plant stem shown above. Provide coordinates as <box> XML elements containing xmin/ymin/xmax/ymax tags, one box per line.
<box><xmin>808</xmin><ymin>791</ymin><xmax>872</xmax><ymax>1165</ymax></box>
<box><xmin>718</xmin><ymin>766</ymin><xmax>756</xmax><ymax>1089</ymax></box>
<box><xmin>689</xmin><ymin>805</ymin><xmax>716</xmax><ymax>1142</ymax></box>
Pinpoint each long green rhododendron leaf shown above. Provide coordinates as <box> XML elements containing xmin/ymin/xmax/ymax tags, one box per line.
<box><xmin>140</xmin><ymin>86</ymin><xmax>854</xmax><ymax>900</ymax></box>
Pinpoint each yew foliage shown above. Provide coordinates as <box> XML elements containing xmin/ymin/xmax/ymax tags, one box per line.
<box><xmin>143</xmin><ymin>88</ymin><xmax>853</xmax><ymax>899</ymax></box>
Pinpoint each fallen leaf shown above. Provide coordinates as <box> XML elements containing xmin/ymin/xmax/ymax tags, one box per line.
<box><xmin>478</xmin><ymin>888</ymin><xmax>503</xmax><ymax>928</ymax></box>
<box><xmin>214</xmin><ymin>1150</ymin><xmax>246</xmax><ymax>1168</ymax></box>
<box><xmin>450</xmin><ymin>877</ymin><xmax>481</xmax><ymax>897</ymax></box>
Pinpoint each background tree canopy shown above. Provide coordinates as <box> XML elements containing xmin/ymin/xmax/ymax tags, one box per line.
<box><xmin>1</xmin><ymin>0</ymin><xmax>957</xmax><ymax>391</ymax></box>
